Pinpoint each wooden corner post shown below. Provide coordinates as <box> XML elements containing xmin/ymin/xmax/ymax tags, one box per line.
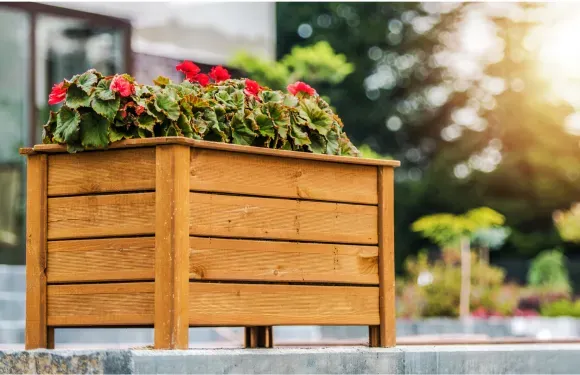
<box><xmin>154</xmin><ymin>145</ymin><xmax>190</xmax><ymax>349</ymax></box>
<box><xmin>370</xmin><ymin>166</ymin><xmax>396</xmax><ymax>347</ymax></box>
<box><xmin>25</xmin><ymin>154</ymin><xmax>48</xmax><ymax>349</ymax></box>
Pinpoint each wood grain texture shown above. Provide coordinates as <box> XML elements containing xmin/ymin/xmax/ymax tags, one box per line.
<box><xmin>154</xmin><ymin>145</ymin><xmax>190</xmax><ymax>349</ymax></box>
<box><xmin>189</xmin><ymin>193</ymin><xmax>378</xmax><ymax>245</ymax></box>
<box><xmin>190</xmin><ymin>148</ymin><xmax>378</xmax><ymax>204</ymax></box>
<box><xmin>189</xmin><ymin>283</ymin><xmax>379</xmax><ymax>326</ymax></box>
<box><xmin>190</xmin><ymin>237</ymin><xmax>378</xmax><ymax>284</ymax></box>
<box><xmin>47</xmin><ymin>148</ymin><xmax>155</xmax><ymax>196</ymax></box>
<box><xmin>378</xmin><ymin>167</ymin><xmax>396</xmax><ymax>347</ymax></box>
<box><xmin>47</xmin><ymin>193</ymin><xmax>155</xmax><ymax>240</ymax></box>
<box><xmin>47</xmin><ymin>237</ymin><xmax>155</xmax><ymax>283</ymax></box>
<box><xmin>47</xmin><ymin>283</ymin><xmax>154</xmax><ymax>326</ymax></box>
<box><xmin>25</xmin><ymin>137</ymin><xmax>401</xmax><ymax>167</ymax></box>
<box><xmin>25</xmin><ymin>154</ymin><xmax>48</xmax><ymax>349</ymax></box>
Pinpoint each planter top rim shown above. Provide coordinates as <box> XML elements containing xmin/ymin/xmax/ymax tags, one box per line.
<box><xmin>20</xmin><ymin>137</ymin><xmax>401</xmax><ymax>167</ymax></box>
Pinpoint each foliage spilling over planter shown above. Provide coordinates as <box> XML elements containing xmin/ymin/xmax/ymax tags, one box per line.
<box><xmin>42</xmin><ymin>62</ymin><xmax>360</xmax><ymax>156</ymax></box>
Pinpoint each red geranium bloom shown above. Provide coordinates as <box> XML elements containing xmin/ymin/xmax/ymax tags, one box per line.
<box><xmin>287</xmin><ymin>81</ymin><xmax>316</xmax><ymax>96</ymax></box>
<box><xmin>191</xmin><ymin>73</ymin><xmax>210</xmax><ymax>87</ymax></box>
<box><xmin>176</xmin><ymin>60</ymin><xmax>201</xmax><ymax>81</ymax></box>
<box><xmin>48</xmin><ymin>81</ymin><xmax>67</xmax><ymax>105</ymax></box>
<box><xmin>110</xmin><ymin>76</ymin><xmax>135</xmax><ymax>97</ymax></box>
<box><xmin>209</xmin><ymin>65</ymin><xmax>230</xmax><ymax>82</ymax></box>
<box><xmin>135</xmin><ymin>105</ymin><xmax>146</xmax><ymax>116</ymax></box>
<box><xmin>244</xmin><ymin>79</ymin><xmax>262</xmax><ymax>98</ymax></box>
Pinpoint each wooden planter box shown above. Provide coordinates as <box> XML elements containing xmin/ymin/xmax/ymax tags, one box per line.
<box><xmin>20</xmin><ymin>137</ymin><xmax>400</xmax><ymax>349</ymax></box>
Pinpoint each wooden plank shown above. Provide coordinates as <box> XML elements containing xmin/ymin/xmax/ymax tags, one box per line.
<box><xmin>378</xmin><ymin>166</ymin><xmax>396</xmax><ymax>347</ymax></box>
<box><xmin>47</xmin><ymin>193</ymin><xmax>155</xmax><ymax>240</ymax></box>
<box><xmin>190</xmin><ymin>148</ymin><xmax>377</xmax><ymax>204</ymax></box>
<box><xmin>189</xmin><ymin>237</ymin><xmax>378</xmax><ymax>284</ymax></box>
<box><xmin>189</xmin><ymin>193</ymin><xmax>378</xmax><ymax>245</ymax></box>
<box><xmin>47</xmin><ymin>148</ymin><xmax>156</xmax><ymax>196</ymax></box>
<box><xmin>154</xmin><ymin>145</ymin><xmax>190</xmax><ymax>349</ymax></box>
<box><xmin>25</xmin><ymin>154</ymin><xmax>48</xmax><ymax>349</ymax></box>
<box><xmin>189</xmin><ymin>283</ymin><xmax>379</xmax><ymax>326</ymax></box>
<box><xmin>47</xmin><ymin>283</ymin><xmax>154</xmax><ymax>326</ymax></box>
<box><xmin>47</xmin><ymin>237</ymin><xmax>155</xmax><ymax>283</ymax></box>
<box><xmin>27</xmin><ymin>137</ymin><xmax>401</xmax><ymax>167</ymax></box>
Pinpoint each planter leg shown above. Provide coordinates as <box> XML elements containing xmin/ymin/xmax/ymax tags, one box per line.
<box><xmin>25</xmin><ymin>154</ymin><xmax>48</xmax><ymax>350</ymax></box>
<box><xmin>47</xmin><ymin>327</ymin><xmax>55</xmax><ymax>349</ymax></box>
<box><xmin>245</xmin><ymin>326</ymin><xmax>273</xmax><ymax>348</ymax></box>
<box><xmin>154</xmin><ymin>145</ymin><xmax>190</xmax><ymax>349</ymax></box>
<box><xmin>377</xmin><ymin>167</ymin><xmax>396</xmax><ymax>347</ymax></box>
<box><xmin>369</xmin><ymin>325</ymin><xmax>380</xmax><ymax>347</ymax></box>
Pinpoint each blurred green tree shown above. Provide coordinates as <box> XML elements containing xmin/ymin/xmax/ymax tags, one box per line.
<box><xmin>527</xmin><ymin>249</ymin><xmax>571</xmax><ymax>293</ymax></box>
<box><xmin>275</xmin><ymin>2</ymin><xmax>580</xmax><ymax>267</ymax></box>
<box><xmin>554</xmin><ymin>203</ymin><xmax>580</xmax><ymax>243</ymax></box>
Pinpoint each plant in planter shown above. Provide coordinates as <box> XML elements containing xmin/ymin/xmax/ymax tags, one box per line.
<box><xmin>42</xmin><ymin>62</ymin><xmax>360</xmax><ymax>157</ymax></box>
<box><xmin>22</xmin><ymin>62</ymin><xmax>399</xmax><ymax>350</ymax></box>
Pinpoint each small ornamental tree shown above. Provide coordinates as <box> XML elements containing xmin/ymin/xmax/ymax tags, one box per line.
<box><xmin>411</xmin><ymin>207</ymin><xmax>506</xmax><ymax>318</ymax></box>
<box><xmin>42</xmin><ymin>62</ymin><xmax>360</xmax><ymax>156</ymax></box>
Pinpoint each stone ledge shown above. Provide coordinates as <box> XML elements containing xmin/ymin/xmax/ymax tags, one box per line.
<box><xmin>2</xmin><ymin>344</ymin><xmax>580</xmax><ymax>374</ymax></box>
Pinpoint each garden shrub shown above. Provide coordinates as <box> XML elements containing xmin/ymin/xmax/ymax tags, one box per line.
<box><xmin>527</xmin><ymin>249</ymin><xmax>571</xmax><ymax>294</ymax></box>
<box><xmin>399</xmin><ymin>248</ymin><xmax>518</xmax><ymax>318</ymax></box>
<box><xmin>540</xmin><ymin>299</ymin><xmax>580</xmax><ymax>317</ymax></box>
<box><xmin>42</xmin><ymin>62</ymin><xmax>360</xmax><ymax>156</ymax></box>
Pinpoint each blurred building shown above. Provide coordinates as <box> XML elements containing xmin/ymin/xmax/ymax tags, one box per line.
<box><xmin>0</xmin><ymin>2</ymin><xmax>276</xmax><ymax>265</ymax></box>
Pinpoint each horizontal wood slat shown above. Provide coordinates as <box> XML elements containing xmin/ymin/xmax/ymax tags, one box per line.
<box><xmin>47</xmin><ymin>148</ymin><xmax>156</xmax><ymax>196</ymax></box>
<box><xmin>190</xmin><ymin>149</ymin><xmax>377</xmax><ymax>204</ymax></box>
<box><xmin>190</xmin><ymin>237</ymin><xmax>378</xmax><ymax>284</ymax></box>
<box><xmin>47</xmin><ymin>282</ymin><xmax>378</xmax><ymax>327</ymax></box>
<box><xmin>47</xmin><ymin>238</ymin><xmax>155</xmax><ymax>283</ymax></box>
<box><xmin>47</xmin><ymin>283</ymin><xmax>154</xmax><ymax>326</ymax></box>
<box><xmin>47</xmin><ymin>193</ymin><xmax>155</xmax><ymax>240</ymax></box>
<box><xmin>189</xmin><ymin>193</ymin><xmax>378</xmax><ymax>244</ymax></box>
<box><xmin>189</xmin><ymin>283</ymin><xmax>379</xmax><ymax>326</ymax></box>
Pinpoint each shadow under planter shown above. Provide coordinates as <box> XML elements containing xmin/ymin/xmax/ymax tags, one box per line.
<box><xmin>19</xmin><ymin>137</ymin><xmax>400</xmax><ymax>350</ymax></box>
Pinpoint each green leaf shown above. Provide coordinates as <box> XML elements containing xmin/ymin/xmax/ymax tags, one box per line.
<box><xmin>260</xmin><ymin>90</ymin><xmax>284</xmax><ymax>103</ymax></box>
<box><xmin>255</xmin><ymin>113</ymin><xmax>275</xmax><ymax>138</ymax></box>
<box><xmin>309</xmin><ymin>133</ymin><xmax>326</xmax><ymax>154</ymax></box>
<box><xmin>299</xmin><ymin>99</ymin><xmax>332</xmax><ymax>136</ymax></box>
<box><xmin>94</xmin><ymin>79</ymin><xmax>115</xmax><ymax>100</ymax></box>
<box><xmin>231</xmin><ymin>90</ymin><xmax>245</xmax><ymax>110</ymax></box>
<box><xmin>77</xmin><ymin>70</ymin><xmax>98</xmax><ymax>94</ymax></box>
<box><xmin>283</xmin><ymin>94</ymin><xmax>299</xmax><ymax>107</ymax></box>
<box><xmin>153</xmin><ymin>75</ymin><xmax>171</xmax><ymax>86</ymax></box>
<box><xmin>42</xmin><ymin>111</ymin><xmax>57</xmax><ymax>143</ymax></box>
<box><xmin>65</xmin><ymin>84</ymin><xmax>91</xmax><ymax>109</ymax></box>
<box><xmin>136</xmin><ymin>114</ymin><xmax>156</xmax><ymax>132</ymax></box>
<box><xmin>80</xmin><ymin>112</ymin><xmax>109</xmax><ymax>149</ymax></box>
<box><xmin>54</xmin><ymin>106</ymin><xmax>81</xmax><ymax>144</ymax></box>
<box><xmin>91</xmin><ymin>95</ymin><xmax>120</xmax><ymax>122</ymax></box>
<box><xmin>109</xmin><ymin>126</ymin><xmax>128</xmax><ymax>143</ymax></box>
<box><xmin>325</xmin><ymin>128</ymin><xmax>339</xmax><ymax>155</ymax></box>
<box><xmin>231</xmin><ymin>113</ymin><xmax>256</xmax><ymax>145</ymax></box>
<box><xmin>290</xmin><ymin>122</ymin><xmax>311</xmax><ymax>146</ymax></box>
<box><xmin>165</xmin><ymin>124</ymin><xmax>179</xmax><ymax>136</ymax></box>
<box><xmin>262</xmin><ymin>102</ymin><xmax>289</xmax><ymax>139</ymax></box>
<box><xmin>156</xmin><ymin>93</ymin><xmax>180</xmax><ymax>121</ymax></box>
<box><xmin>177</xmin><ymin>114</ymin><xmax>194</xmax><ymax>138</ymax></box>
<box><xmin>66</xmin><ymin>143</ymin><xmax>84</xmax><ymax>153</ymax></box>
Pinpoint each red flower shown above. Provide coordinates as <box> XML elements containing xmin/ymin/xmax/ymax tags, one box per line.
<box><xmin>135</xmin><ymin>105</ymin><xmax>146</xmax><ymax>116</ymax></box>
<box><xmin>48</xmin><ymin>81</ymin><xmax>67</xmax><ymax>105</ymax></box>
<box><xmin>209</xmin><ymin>65</ymin><xmax>230</xmax><ymax>82</ymax></box>
<box><xmin>244</xmin><ymin>79</ymin><xmax>262</xmax><ymax>98</ymax></box>
<box><xmin>191</xmin><ymin>73</ymin><xmax>210</xmax><ymax>87</ymax></box>
<box><xmin>110</xmin><ymin>76</ymin><xmax>135</xmax><ymax>97</ymax></box>
<box><xmin>287</xmin><ymin>81</ymin><xmax>316</xmax><ymax>96</ymax></box>
<box><xmin>176</xmin><ymin>60</ymin><xmax>201</xmax><ymax>81</ymax></box>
